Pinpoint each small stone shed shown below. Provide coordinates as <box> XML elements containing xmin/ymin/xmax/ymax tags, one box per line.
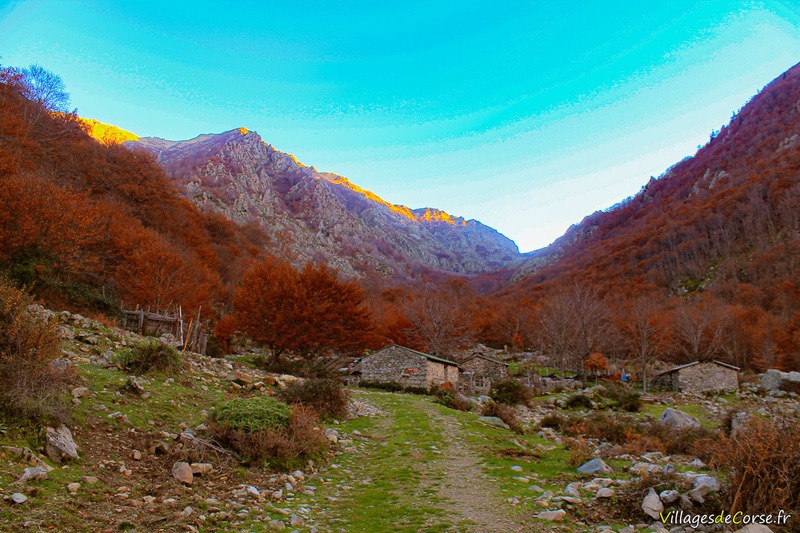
<box><xmin>357</xmin><ymin>345</ymin><xmax>460</xmax><ymax>390</ymax></box>
<box><xmin>652</xmin><ymin>360</ymin><xmax>740</xmax><ymax>393</ymax></box>
<box><xmin>459</xmin><ymin>353</ymin><xmax>509</xmax><ymax>381</ymax></box>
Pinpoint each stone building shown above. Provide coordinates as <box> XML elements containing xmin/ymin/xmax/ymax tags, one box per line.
<box><xmin>459</xmin><ymin>353</ymin><xmax>509</xmax><ymax>381</ymax></box>
<box><xmin>652</xmin><ymin>360</ymin><xmax>740</xmax><ymax>393</ymax></box>
<box><xmin>356</xmin><ymin>345</ymin><xmax>459</xmax><ymax>389</ymax></box>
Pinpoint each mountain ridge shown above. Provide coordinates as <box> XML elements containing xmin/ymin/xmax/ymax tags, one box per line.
<box><xmin>119</xmin><ymin>127</ymin><xmax>521</xmax><ymax>279</ymax></box>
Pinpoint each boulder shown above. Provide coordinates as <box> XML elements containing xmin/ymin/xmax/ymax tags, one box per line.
<box><xmin>478</xmin><ymin>416</ymin><xmax>510</xmax><ymax>430</ymax></box>
<box><xmin>760</xmin><ymin>369</ymin><xmax>800</xmax><ymax>391</ymax></box>
<box><xmin>658</xmin><ymin>408</ymin><xmax>700</xmax><ymax>430</ymax></box>
<box><xmin>16</xmin><ymin>467</ymin><xmax>48</xmax><ymax>484</ymax></box>
<box><xmin>642</xmin><ymin>488</ymin><xmax>664</xmax><ymax>519</ymax></box>
<box><xmin>71</xmin><ymin>387</ymin><xmax>89</xmax><ymax>398</ymax></box>
<box><xmin>659</xmin><ymin>489</ymin><xmax>680</xmax><ymax>504</ymax></box>
<box><xmin>172</xmin><ymin>461</ymin><xmax>193</xmax><ymax>485</ymax></box>
<box><xmin>595</xmin><ymin>487</ymin><xmax>615</xmax><ymax>498</ymax></box>
<box><xmin>577</xmin><ymin>458</ymin><xmax>612</xmax><ymax>475</ymax></box>
<box><xmin>191</xmin><ymin>463</ymin><xmax>214</xmax><ymax>476</ymax></box>
<box><xmin>535</xmin><ymin>509</ymin><xmax>566</xmax><ymax>522</ymax></box>
<box><xmin>45</xmin><ymin>425</ymin><xmax>79</xmax><ymax>462</ymax></box>
<box><xmin>9</xmin><ymin>493</ymin><xmax>27</xmax><ymax>504</ymax></box>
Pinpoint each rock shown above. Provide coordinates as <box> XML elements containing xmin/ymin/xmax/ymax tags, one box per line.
<box><xmin>641</xmin><ymin>488</ymin><xmax>663</xmax><ymax>519</ymax></box>
<box><xmin>143</xmin><ymin>495</ymin><xmax>156</xmax><ymax>505</ymax></box>
<box><xmin>67</xmin><ymin>482</ymin><xmax>81</xmax><ymax>493</ymax></box>
<box><xmin>577</xmin><ymin>458</ymin><xmax>612</xmax><ymax>475</ymax></box>
<box><xmin>595</xmin><ymin>488</ymin><xmax>615</xmax><ymax>498</ymax></box>
<box><xmin>172</xmin><ymin>462</ymin><xmax>193</xmax><ymax>485</ymax></box>
<box><xmin>659</xmin><ymin>489</ymin><xmax>680</xmax><ymax>504</ymax></box>
<box><xmin>478</xmin><ymin>416</ymin><xmax>511</xmax><ymax>430</ymax></box>
<box><xmin>688</xmin><ymin>458</ymin><xmax>705</xmax><ymax>468</ymax></box>
<box><xmin>290</xmin><ymin>514</ymin><xmax>304</xmax><ymax>526</ymax></box>
<box><xmin>324</xmin><ymin>428</ymin><xmax>339</xmax><ymax>444</ymax></box>
<box><xmin>10</xmin><ymin>493</ymin><xmax>28</xmax><ymax>504</ymax></box>
<box><xmin>191</xmin><ymin>463</ymin><xmax>214</xmax><ymax>476</ymax></box>
<box><xmin>45</xmin><ymin>425</ymin><xmax>79</xmax><ymax>462</ymax></box>
<box><xmin>630</xmin><ymin>462</ymin><xmax>662</xmax><ymax>477</ymax></box>
<box><xmin>82</xmin><ymin>476</ymin><xmax>98</xmax><ymax>484</ymax></box>
<box><xmin>510</xmin><ymin>465</ymin><xmax>524</xmax><ymax>472</ymax></box>
<box><xmin>268</xmin><ymin>519</ymin><xmax>286</xmax><ymax>530</ymax></box>
<box><xmin>564</xmin><ymin>482</ymin><xmax>582</xmax><ymax>497</ymax></box>
<box><xmin>658</xmin><ymin>408</ymin><xmax>701</xmax><ymax>430</ymax></box>
<box><xmin>692</xmin><ymin>474</ymin><xmax>720</xmax><ymax>495</ymax></box>
<box><xmin>16</xmin><ymin>467</ymin><xmax>49</xmax><ymax>484</ymax></box>
<box><xmin>125</xmin><ymin>376</ymin><xmax>145</xmax><ymax>395</ymax></box>
<box><xmin>535</xmin><ymin>509</ymin><xmax>566</xmax><ymax>522</ymax></box>
<box><xmin>71</xmin><ymin>387</ymin><xmax>89</xmax><ymax>398</ymax></box>
<box><xmin>731</xmin><ymin>412</ymin><xmax>750</xmax><ymax>435</ymax></box>
<box><xmin>761</xmin><ymin>369</ymin><xmax>792</xmax><ymax>391</ymax></box>
<box><xmin>734</xmin><ymin>525</ymin><xmax>774</xmax><ymax>533</ymax></box>
<box><xmin>181</xmin><ymin>506</ymin><xmax>193</xmax><ymax>517</ymax></box>
<box><xmin>132</xmin><ymin>450</ymin><xmax>142</xmax><ymax>461</ymax></box>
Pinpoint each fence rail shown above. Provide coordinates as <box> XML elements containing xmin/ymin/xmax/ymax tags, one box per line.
<box><xmin>121</xmin><ymin>307</ymin><xmax>208</xmax><ymax>356</ymax></box>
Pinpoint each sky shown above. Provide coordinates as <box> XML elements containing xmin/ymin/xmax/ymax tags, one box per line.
<box><xmin>1</xmin><ymin>1</ymin><xmax>799</xmax><ymax>252</ymax></box>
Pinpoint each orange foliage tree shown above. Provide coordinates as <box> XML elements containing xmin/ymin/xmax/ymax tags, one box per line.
<box><xmin>231</xmin><ymin>258</ymin><xmax>375</xmax><ymax>360</ymax></box>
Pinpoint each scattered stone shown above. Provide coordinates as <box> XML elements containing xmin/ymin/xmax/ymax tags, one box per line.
<box><xmin>132</xmin><ymin>450</ymin><xmax>142</xmax><ymax>461</ymax></box>
<box><xmin>577</xmin><ymin>458</ymin><xmax>612</xmax><ymax>475</ymax></box>
<box><xmin>564</xmin><ymin>482</ymin><xmax>582</xmax><ymax>497</ymax></box>
<box><xmin>67</xmin><ymin>482</ymin><xmax>81</xmax><ymax>493</ymax></box>
<box><xmin>595</xmin><ymin>488</ymin><xmax>615</xmax><ymax>499</ymax></box>
<box><xmin>191</xmin><ymin>463</ymin><xmax>214</xmax><ymax>475</ymax></box>
<box><xmin>658</xmin><ymin>408</ymin><xmax>701</xmax><ymax>430</ymax></box>
<box><xmin>143</xmin><ymin>496</ymin><xmax>156</xmax><ymax>505</ymax></box>
<box><xmin>125</xmin><ymin>376</ymin><xmax>145</xmax><ymax>395</ymax></box>
<box><xmin>172</xmin><ymin>462</ymin><xmax>193</xmax><ymax>485</ymax></box>
<box><xmin>659</xmin><ymin>489</ymin><xmax>680</xmax><ymax>504</ymax></box>
<box><xmin>642</xmin><ymin>488</ymin><xmax>664</xmax><ymax>519</ymax></box>
<box><xmin>535</xmin><ymin>509</ymin><xmax>566</xmax><ymax>522</ymax></box>
<box><xmin>82</xmin><ymin>476</ymin><xmax>98</xmax><ymax>485</ymax></box>
<box><xmin>735</xmin><ymin>525</ymin><xmax>774</xmax><ymax>533</ymax></box>
<box><xmin>45</xmin><ymin>424</ymin><xmax>79</xmax><ymax>462</ymax></box>
<box><xmin>268</xmin><ymin>519</ymin><xmax>286</xmax><ymax>530</ymax></box>
<box><xmin>510</xmin><ymin>465</ymin><xmax>524</xmax><ymax>472</ymax></box>
<box><xmin>324</xmin><ymin>428</ymin><xmax>339</xmax><ymax>444</ymax></box>
<box><xmin>290</xmin><ymin>514</ymin><xmax>304</xmax><ymax>527</ymax></box>
<box><xmin>71</xmin><ymin>387</ymin><xmax>89</xmax><ymax>398</ymax></box>
<box><xmin>478</xmin><ymin>416</ymin><xmax>511</xmax><ymax>430</ymax></box>
<box><xmin>10</xmin><ymin>493</ymin><xmax>28</xmax><ymax>504</ymax></box>
<box><xmin>16</xmin><ymin>467</ymin><xmax>48</xmax><ymax>484</ymax></box>
<box><xmin>181</xmin><ymin>506</ymin><xmax>193</xmax><ymax>518</ymax></box>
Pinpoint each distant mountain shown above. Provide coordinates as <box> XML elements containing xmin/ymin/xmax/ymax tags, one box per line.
<box><xmin>508</xmin><ymin>62</ymin><xmax>800</xmax><ymax>298</ymax></box>
<box><xmin>126</xmin><ymin>128</ymin><xmax>521</xmax><ymax>278</ymax></box>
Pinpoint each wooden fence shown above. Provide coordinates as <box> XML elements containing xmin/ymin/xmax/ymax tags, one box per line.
<box><xmin>121</xmin><ymin>307</ymin><xmax>208</xmax><ymax>356</ymax></box>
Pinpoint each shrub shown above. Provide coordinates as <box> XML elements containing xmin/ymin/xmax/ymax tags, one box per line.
<box><xmin>565</xmin><ymin>393</ymin><xmax>593</xmax><ymax>410</ymax></box>
<box><xmin>489</xmin><ymin>379</ymin><xmax>532</xmax><ymax>406</ymax></box>
<box><xmin>0</xmin><ymin>278</ymin><xmax>71</xmax><ymax>422</ymax></box>
<box><xmin>482</xmin><ymin>401</ymin><xmax>525</xmax><ymax>434</ymax></box>
<box><xmin>432</xmin><ymin>385</ymin><xmax>471</xmax><ymax>412</ymax></box>
<box><xmin>646</xmin><ymin>422</ymin><xmax>715</xmax><ymax>458</ymax></box>
<box><xmin>358</xmin><ymin>380</ymin><xmax>404</xmax><ymax>392</ymax></box>
<box><xmin>712</xmin><ymin>417</ymin><xmax>800</xmax><ymax>522</ymax></box>
<box><xmin>603</xmin><ymin>383</ymin><xmax>642</xmax><ymax>412</ymax></box>
<box><xmin>540</xmin><ymin>413</ymin><xmax>565</xmax><ymax>430</ymax></box>
<box><xmin>564</xmin><ymin>412</ymin><xmax>640</xmax><ymax>445</ymax></box>
<box><xmin>117</xmin><ymin>340</ymin><xmax>182</xmax><ymax>375</ymax></box>
<box><xmin>213</xmin><ymin>396</ymin><xmax>292</xmax><ymax>433</ymax></box>
<box><xmin>278</xmin><ymin>378</ymin><xmax>350</xmax><ymax>420</ymax></box>
<box><xmin>210</xmin><ymin>397</ymin><xmax>328</xmax><ymax>462</ymax></box>
<box><xmin>563</xmin><ymin>436</ymin><xmax>594</xmax><ymax>467</ymax></box>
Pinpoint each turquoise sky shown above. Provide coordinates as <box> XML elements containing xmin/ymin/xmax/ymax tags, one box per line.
<box><xmin>2</xmin><ymin>0</ymin><xmax>799</xmax><ymax>251</ymax></box>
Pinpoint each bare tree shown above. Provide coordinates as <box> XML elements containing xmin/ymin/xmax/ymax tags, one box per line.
<box><xmin>402</xmin><ymin>285</ymin><xmax>473</xmax><ymax>358</ymax></box>
<box><xmin>615</xmin><ymin>297</ymin><xmax>670</xmax><ymax>393</ymax></box>
<box><xmin>672</xmin><ymin>296</ymin><xmax>727</xmax><ymax>363</ymax></box>
<box><xmin>20</xmin><ymin>64</ymin><xmax>70</xmax><ymax>112</ymax></box>
<box><xmin>536</xmin><ymin>285</ymin><xmax>613</xmax><ymax>378</ymax></box>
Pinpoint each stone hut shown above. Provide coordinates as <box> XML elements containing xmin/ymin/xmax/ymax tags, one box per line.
<box><xmin>652</xmin><ymin>360</ymin><xmax>740</xmax><ymax>393</ymax></box>
<box><xmin>459</xmin><ymin>353</ymin><xmax>509</xmax><ymax>381</ymax></box>
<box><xmin>357</xmin><ymin>345</ymin><xmax>459</xmax><ymax>390</ymax></box>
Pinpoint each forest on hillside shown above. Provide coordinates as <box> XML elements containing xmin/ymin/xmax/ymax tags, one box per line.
<box><xmin>1</xmin><ymin>63</ymin><xmax>798</xmax><ymax>376</ymax></box>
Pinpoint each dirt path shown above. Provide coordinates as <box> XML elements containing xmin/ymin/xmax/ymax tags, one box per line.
<box><xmin>415</xmin><ymin>401</ymin><xmax>528</xmax><ymax>533</ymax></box>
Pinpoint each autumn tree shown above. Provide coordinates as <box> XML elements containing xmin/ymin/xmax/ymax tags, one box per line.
<box><xmin>232</xmin><ymin>258</ymin><xmax>374</xmax><ymax>360</ymax></box>
<box><xmin>584</xmin><ymin>353</ymin><xmax>609</xmax><ymax>385</ymax></box>
<box><xmin>671</xmin><ymin>295</ymin><xmax>726</xmax><ymax>362</ymax></box>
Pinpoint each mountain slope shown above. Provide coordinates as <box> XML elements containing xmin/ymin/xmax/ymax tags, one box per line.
<box><xmin>508</xmin><ymin>63</ymin><xmax>800</xmax><ymax>301</ymax></box>
<box><xmin>127</xmin><ymin>129</ymin><xmax>520</xmax><ymax>278</ymax></box>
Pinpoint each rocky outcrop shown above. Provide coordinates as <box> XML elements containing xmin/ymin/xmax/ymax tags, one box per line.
<box><xmin>128</xmin><ymin>129</ymin><xmax>521</xmax><ymax>278</ymax></box>
<box><xmin>760</xmin><ymin>369</ymin><xmax>800</xmax><ymax>391</ymax></box>
<box><xmin>658</xmin><ymin>408</ymin><xmax>701</xmax><ymax>430</ymax></box>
